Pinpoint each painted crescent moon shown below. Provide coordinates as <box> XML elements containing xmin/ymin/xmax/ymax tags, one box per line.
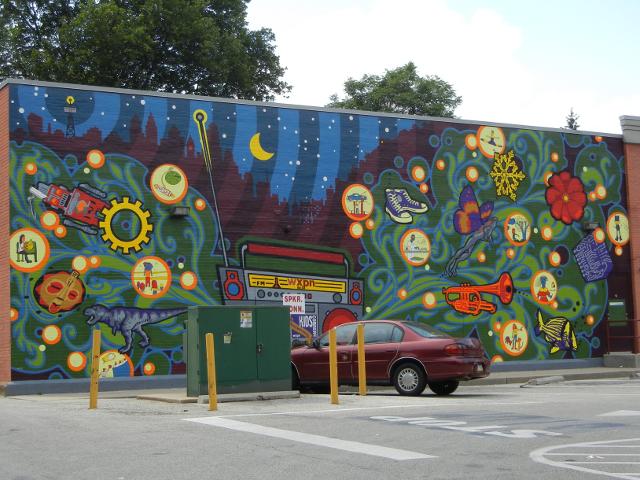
<box><xmin>249</xmin><ymin>133</ymin><xmax>274</xmax><ymax>161</ymax></box>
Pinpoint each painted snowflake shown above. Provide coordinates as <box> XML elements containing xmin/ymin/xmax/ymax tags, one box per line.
<box><xmin>489</xmin><ymin>149</ymin><xmax>526</xmax><ymax>201</ymax></box>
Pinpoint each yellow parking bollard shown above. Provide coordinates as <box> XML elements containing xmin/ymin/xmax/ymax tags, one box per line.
<box><xmin>357</xmin><ymin>323</ymin><xmax>367</xmax><ymax>396</ymax></box>
<box><xmin>89</xmin><ymin>329</ymin><xmax>101</xmax><ymax>410</ymax></box>
<box><xmin>205</xmin><ymin>333</ymin><xmax>218</xmax><ymax>411</ymax></box>
<box><xmin>329</xmin><ymin>328</ymin><xmax>339</xmax><ymax>404</ymax></box>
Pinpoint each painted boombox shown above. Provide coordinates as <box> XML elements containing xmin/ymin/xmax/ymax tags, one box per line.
<box><xmin>218</xmin><ymin>242</ymin><xmax>364</xmax><ymax>342</ymax></box>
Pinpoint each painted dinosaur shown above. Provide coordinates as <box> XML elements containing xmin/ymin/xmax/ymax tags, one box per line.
<box><xmin>84</xmin><ymin>304</ymin><xmax>187</xmax><ymax>354</ymax></box>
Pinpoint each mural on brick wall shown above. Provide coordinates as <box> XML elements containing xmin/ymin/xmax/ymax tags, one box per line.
<box><xmin>7</xmin><ymin>83</ymin><xmax>630</xmax><ymax>381</ymax></box>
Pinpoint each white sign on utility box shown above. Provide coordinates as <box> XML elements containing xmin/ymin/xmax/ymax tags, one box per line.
<box><xmin>282</xmin><ymin>293</ymin><xmax>305</xmax><ymax>314</ymax></box>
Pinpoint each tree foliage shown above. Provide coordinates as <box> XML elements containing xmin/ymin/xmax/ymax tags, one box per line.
<box><xmin>327</xmin><ymin>62</ymin><xmax>461</xmax><ymax>117</ymax></box>
<box><xmin>0</xmin><ymin>0</ymin><xmax>291</xmax><ymax>100</ymax></box>
<box><xmin>565</xmin><ymin>108</ymin><xmax>580</xmax><ymax>130</ymax></box>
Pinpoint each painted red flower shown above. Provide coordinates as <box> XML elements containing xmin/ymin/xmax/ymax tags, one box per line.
<box><xmin>545</xmin><ymin>171</ymin><xmax>587</xmax><ymax>225</ymax></box>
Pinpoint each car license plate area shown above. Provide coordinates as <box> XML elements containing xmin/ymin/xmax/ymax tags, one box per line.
<box><xmin>474</xmin><ymin>364</ymin><xmax>484</xmax><ymax>373</ymax></box>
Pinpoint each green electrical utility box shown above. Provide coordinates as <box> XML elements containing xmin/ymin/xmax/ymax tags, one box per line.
<box><xmin>184</xmin><ymin>306</ymin><xmax>292</xmax><ymax>397</ymax></box>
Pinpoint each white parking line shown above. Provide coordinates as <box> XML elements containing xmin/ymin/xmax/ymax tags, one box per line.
<box><xmin>185</xmin><ymin>417</ymin><xmax>435</xmax><ymax>461</ymax></box>
<box><xmin>531</xmin><ymin>438</ymin><xmax>640</xmax><ymax>480</ymax></box>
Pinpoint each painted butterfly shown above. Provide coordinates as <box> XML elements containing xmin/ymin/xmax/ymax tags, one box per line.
<box><xmin>453</xmin><ymin>186</ymin><xmax>494</xmax><ymax>235</ymax></box>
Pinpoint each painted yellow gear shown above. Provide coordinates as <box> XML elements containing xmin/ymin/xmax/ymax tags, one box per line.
<box><xmin>99</xmin><ymin>197</ymin><xmax>153</xmax><ymax>254</ymax></box>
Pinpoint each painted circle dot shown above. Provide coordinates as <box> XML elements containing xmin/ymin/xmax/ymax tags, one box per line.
<box><xmin>411</xmin><ymin>166</ymin><xmax>426</xmax><ymax>182</ymax></box>
<box><xmin>543</xmin><ymin>171</ymin><xmax>553</xmax><ymax>186</ymax></box>
<box><xmin>552</xmin><ymin>301</ymin><xmax>559</xmax><ymax>309</ymax></box>
<box><xmin>465</xmin><ymin>134</ymin><xmax>477</xmax><ymax>150</ymax></box>
<box><xmin>365</xmin><ymin>219</ymin><xmax>375</xmax><ymax>230</ymax></box>
<box><xmin>86</xmin><ymin>149</ymin><xmax>106</xmax><ymax>168</ymax></box>
<box><xmin>588</xmin><ymin>191</ymin><xmax>597</xmax><ymax>202</ymax></box>
<box><xmin>595</xmin><ymin>136</ymin><xmax>603</xmax><ymax>143</ymax></box>
<box><xmin>615</xmin><ymin>246</ymin><xmax>623</xmax><ymax>256</ymax></box>
<box><xmin>595</xmin><ymin>184</ymin><xmax>607</xmax><ymax>199</ymax></box>
<box><xmin>42</xmin><ymin>325</ymin><xmax>62</xmax><ymax>345</ymax></box>
<box><xmin>397</xmin><ymin>289</ymin><xmax>408</xmax><ymax>300</ymax></box>
<box><xmin>41</xmin><ymin>211</ymin><xmax>59</xmax><ymax>230</ymax></box>
<box><xmin>541</xmin><ymin>226</ymin><xmax>553</xmax><ymax>241</ymax></box>
<box><xmin>365</xmin><ymin>306</ymin><xmax>372</xmax><ymax>313</ymax></box>
<box><xmin>177</xmin><ymin>262</ymin><xmax>185</xmax><ymax>269</ymax></box>
<box><xmin>72</xmin><ymin>256</ymin><xmax>88</xmax><ymax>273</ymax></box>
<box><xmin>419</xmin><ymin>183</ymin><xmax>429</xmax><ymax>194</ymax></box>
<box><xmin>488</xmin><ymin>331</ymin><xmax>493</xmax><ymax>337</ymax></box>
<box><xmin>180</xmin><ymin>271</ymin><xmax>198</xmax><ymax>290</ymax></box>
<box><xmin>436</xmin><ymin>159</ymin><xmax>445</xmax><ymax>171</ymax></box>
<box><xmin>349</xmin><ymin>222</ymin><xmax>364</xmax><ymax>239</ymax></box>
<box><xmin>422</xmin><ymin>292</ymin><xmax>437</xmax><ymax>309</ymax></box>
<box><xmin>593</xmin><ymin>228</ymin><xmax>605</xmax><ymax>244</ymax></box>
<box><xmin>143</xmin><ymin>362</ymin><xmax>156</xmax><ymax>375</ymax></box>
<box><xmin>551</xmin><ymin>152</ymin><xmax>559</xmax><ymax>162</ymax></box>
<box><xmin>194</xmin><ymin>198</ymin><xmax>206</xmax><ymax>211</ymax></box>
<box><xmin>549</xmin><ymin>251</ymin><xmax>561</xmax><ymax>267</ymax></box>
<box><xmin>10</xmin><ymin>308</ymin><xmax>18</xmax><ymax>322</ymax></box>
<box><xmin>493</xmin><ymin>322</ymin><xmax>501</xmax><ymax>332</ymax></box>
<box><xmin>506</xmin><ymin>248</ymin><xmax>515</xmax><ymax>259</ymax></box>
<box><xmin>89</xmin><ymin>256</ymin><xmax>101</xmax><ymax>268</ymax></box>
<box><xmin>38</xmin><ymin>345</ymin><xmax>46</xmax><ymax>352</ymax></box>
<box><xmin>24</xmin><ymin>162</ymin><xmax>37</xmax><ymax>175</ymax></box>
<box><xmin>477</xmin><ymin>251</ymin><xmax>486</xmax><ymax>263</ymax></box>
<box><xmin>54</xmin><ymin>225</ymin><xmax>67</xmax><ymax>238</ymax></box>
<box><xmin>466</xmin><ymin>166</ymin><xmax>479</xmax><ymax>182</ymax></box>
<box><xmin>586</xmin><ymin>315</ymin><xmax>595</xmax><ymax>325</ymax></box>
<box><xmin>67</xmin><ymin>352</ymin><xmax>87</xmax><ymax>372</ymax></box>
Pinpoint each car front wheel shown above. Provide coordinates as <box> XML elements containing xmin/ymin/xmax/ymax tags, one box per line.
<box><xmin>393</xmin><ymin>363</ymin><xmax>427</xmax><ymax>396</ymax></box>
<box><xmin>428</xmin><ymin>380</ymin><xmax>459</xmax><ymax>396</ymax></box>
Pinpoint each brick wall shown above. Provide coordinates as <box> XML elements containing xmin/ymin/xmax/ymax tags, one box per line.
<box><xmin>0</xmin><ymin>85</ymin><xmax>10</xmax><ymax>384</ymax></box>
<box><xmin>625</xmin><ymin>141</ymin><xmax>640</xmax><ymax>350</ymax></box>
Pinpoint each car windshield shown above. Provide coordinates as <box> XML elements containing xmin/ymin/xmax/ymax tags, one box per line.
<box><xmin>403</xmin><ymin>321</ymin><xmax>450</xmax><ymax>338</ymax></box>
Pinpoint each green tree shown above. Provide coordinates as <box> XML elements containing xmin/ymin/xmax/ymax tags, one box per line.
<box><xmin>0</xmin><ymin>0</ymin><xmax>291</xmax><ymax>101</ymax></box>
<box><xmin>327</xmin><ymin>62</ymin><xmax>461</xmax><ymax>117</ymax></box>
<box><xmin>566</xmin><ymin>108</ymin><xmax>580</xmax><ymax>130</ymax></box>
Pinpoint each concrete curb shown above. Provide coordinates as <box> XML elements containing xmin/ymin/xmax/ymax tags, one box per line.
<box><xmin>197</xmin><ymin>391</ymin><xmax>300</xmax><ymax>404</ymax></box>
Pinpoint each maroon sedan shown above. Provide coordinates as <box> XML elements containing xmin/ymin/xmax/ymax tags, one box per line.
<box><xmin>291</xmin><ymin>320</ymin><xmax>490</xmax><ymax>396</ymax></box>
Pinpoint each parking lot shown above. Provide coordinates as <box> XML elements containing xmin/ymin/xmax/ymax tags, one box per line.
<box><xmin>2</xmin><ymin>379</ymin><xmax>640</xmax><ymax>480</ymax></box>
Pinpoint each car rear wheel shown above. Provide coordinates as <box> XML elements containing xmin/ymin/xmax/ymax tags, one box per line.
<box><xmin>393</xmin><ymin>363</ymin><xmax>427</xmax><ymax>396</ymax></box>
<box><xmin>428</xmin><ymin>380</ymin><xmax>459</xmax><ymax>396</ymax></box>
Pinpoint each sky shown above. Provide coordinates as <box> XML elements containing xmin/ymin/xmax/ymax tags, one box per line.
<box><xmin>246</xmin><ymin>0</ymin><xmax>640</xmax><ymax>135</ymax></box>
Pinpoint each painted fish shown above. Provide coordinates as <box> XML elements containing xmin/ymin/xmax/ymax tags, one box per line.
<box><xmin>534</xmin><ymin>310</ymin><xmax>578</xmax><ymax>353</ymax></box>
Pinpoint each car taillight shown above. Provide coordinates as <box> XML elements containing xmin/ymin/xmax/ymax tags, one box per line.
<box><xmin>444</xmin><ymin>343</ymin><xmax>466</xmax><ymax>356</ymax></box>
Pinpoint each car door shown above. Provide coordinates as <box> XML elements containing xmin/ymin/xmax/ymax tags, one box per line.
<box><xmin>355</xmin><ymin>322</ymin><xmax>402</xmax><ymax>380</ymax></box>
<box><xmin>300</xmin><ymin>324</ymin><xmax>357</xmax><ymax>383</ymax></box>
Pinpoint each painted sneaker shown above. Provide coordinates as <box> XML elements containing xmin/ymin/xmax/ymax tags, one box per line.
<box><xmin>385</xmin><ymin>189</ymin><xmax>413</xmax><ymax>224</ymax></box>
<box><xmin>393</xmin><ymin>188</ymin><xmax>429</xmax><ymax>213</ymax></box>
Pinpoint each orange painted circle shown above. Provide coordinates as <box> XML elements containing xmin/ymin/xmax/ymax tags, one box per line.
<box><xmin>397</xmin><ymin>289</ymin><xmax>408</xmax><ymax>300</ymax></box>
<box><xmin>477</xmin><ymin>251</ymin><xmax>486</xmax><ymax>263</ymax></box>
<box><xmin>506</xmin><ymin>248</ymin><xmax>515</xmax><ymax>259</ymax></box>
<box><xmin>54</xmin><ymin>225</ymin><xmax>67</xmax><ymax>238</ymax></box>
<box><xmin>606</xmin><ymin>212</ymin><xmax>630</xmax><ymax>247</ymax></box>
<box><xmin>9</xmin><ymin>228</ymin><xmax>50</xmax><ymax>273</ymax></box>
<box><xmin>541</xmin><ymin>226</ymin><xmax>553</xmax><ymax>241</ymax></box>
<box><xmin>42</xmin><ymin>325</ymin><xmax>62</xmax><ymax>345</ymax></box>
<box><xmin>466</xmin><ymin>166</ymin><xmax>479</xmax><ymax>182</ymax></box>
<box><xmin>24</xmin><ymin>162</ymin><xmax>38</xmax><ymax>175</ymax></box>
<box><xmin>549</xmin><ymin>251</ymin><xmax>561</xmax><ymax>267</ymax></box>
<box><xmin>67</xmin><ymin>352</ymin><xmax>87</xmax><ymax>372</ymax></box>
<box><xmin>341</xmin><ymin>184</ymin><xmax>374</xmax><ymax>222</ymax></box>
<box><xmin>504</xmin><ymin>212</ymin><xmax>532</xmax><ymax>247</ymax></box>
<box><xmin>594</xmin><ymin>136</ymin><xmax>603</xmax><ymax>143</ymax></box>
<box><xmin>530</xmin><ymin>270</ymin><xmax>557</xmax><ymax>305</ymax></box>
<box><xmin>349</xmin><ymin>222</ymin><xmax>364</xmax><ymax>239</ymax></box>
<box><xmin>411</xmin><ymin>166</ymin><xmax>426</xmax><ymax>182</ymax></box>
<box><xmin>422</xmin><ymin>292</ymin><xmax>437</xmax><ymax>309</ymax></box>
<box><xmin>435</xmin><ymin>159</ymin><xmax>446</xmax><ymax>171</ymax></box>
<box><xmin>86</xmin><ymin>149</ymin><xmax>106</xmax><ymax>168</ymax></box>
<box><xmin>585</xmin><ymin>315</ymin><xmax>595</xmax><ymax>326</ymax></box>
<box><xmin>10</xmin><ymin>308</ymin><xmax>18</xmax><ymax>322</ymax></box>
<box><xmin>400</xmin><ymin>229</ymin><xmax>431</xmax><ymax>267</ymax></box>
<box><xmin>550</xmin><ymin>152</ymin><xmax>559</xmax><ymax>162</ymax></box>
<box><xmin>595</xmin><ymin>184</ymin><xmax>607</xmax><ymax>200</ymax></box>
<box><xmin>493</xmin><ymin>321</ymin><xmax>501</xmax><ymax>332</ymax></box>
<box><xmin>588</xmin><ymin>191</ymin><xmax>597</xmax><ymax>202</ymax></box>
<box><xmin>143</xmin><ymin>362</ymin><xmax>156</xmax><ymax>376</ymax></box>
<box><xmin>40</xmin><ymin>211</ymin><xmax>60</xmax><ymax>230</ymax></box>
<box><xmin>194</xmin><ymin>198</ymin><xmax>207</xmax><ymax>211</ymax></box>
<box><xmin>72</xmin><ymin>256</ymin><xmax>89</xmax><ymax>274</ymax></box>
<box><xmin>180</xmin><ymin>271</ymin><xmax>198</xmax><ymax>290</ymax></box>
<box><xmin>500</xmin><ymin>320</ymin><xmax>528</xmax><ymax>357</ymax></box>
<box><xmin>419</xmin><ymin>183</ymin><xmax>429</xmax><ymax>194</ymax></box>
<box><xmin>150</xmin><ymin>164</ymin><xmax>189</xmax><ymax>204</ymax></box>
<box><xmin>465</xmin><ymin>134</ymin><xmax>478</xmax><ymax>150</ymax></box>
<box><xmin>89</xmin><ymin>256</ymin><xmax>102</xmax><ymax>268</ymax></box>
<box><xmin>593</xmin><ymin>228</ymin><xmax>606</xmax><ymax>244</ymax></box>
<box><xmin>477</xmin><ymin>126</ymin><xmax>506</xmax><ymax>158</ymax></box>
<box><xmin>131</xmin><ymin>256</ymin><xmax>172</xmax><ymax>299</ymax></box>
<box><xmin>615</xmin><ymin>246</ymin><xmax>623</xmax><ymax>256</ymax></box>
<box><xmin>365</xmin><ymin>219</ymin><xmax>375</xmax><ymax>230</ymax></box>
